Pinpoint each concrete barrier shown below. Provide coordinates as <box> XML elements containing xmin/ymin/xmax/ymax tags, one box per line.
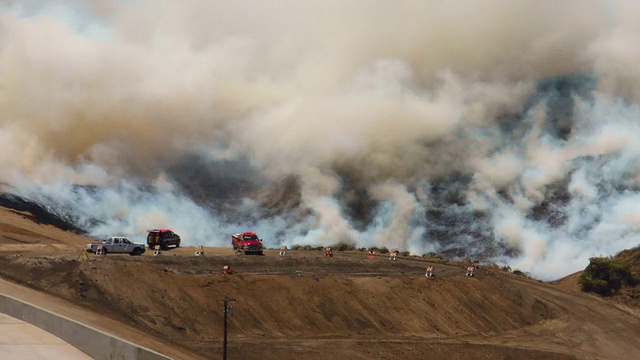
<box><xmin>0</xmin><ymin>292</ymin><xmax>171</xmax><ymax>360</ymax></box>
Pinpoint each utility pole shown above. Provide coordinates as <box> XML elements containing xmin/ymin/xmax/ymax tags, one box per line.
<box><xmin>222</xmin><ymin>297</ymin><xmax>236</xmax><ymax>360</ymax></box>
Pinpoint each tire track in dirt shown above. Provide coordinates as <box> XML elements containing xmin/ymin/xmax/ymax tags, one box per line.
<box><xmin>462</xmin><ymin>277</ymin><xmax>640</xmax><ymax>359</ymax></box>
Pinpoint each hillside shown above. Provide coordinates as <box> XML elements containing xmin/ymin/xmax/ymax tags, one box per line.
<box><xmin>554</xmin><ymin>248</ymin><xmax>640</xmax><ymax>310</ymax></box>
<box><xmin>2</xmin><ymin>205</ymin><xmax>640</xmax><ymax>359</ymax></box>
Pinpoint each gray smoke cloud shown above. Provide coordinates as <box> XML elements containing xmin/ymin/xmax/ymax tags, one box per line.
<box><xmin>1</xmin><ymin>0</ymin><xmax>640</xmax><ymax>279</ymax></box>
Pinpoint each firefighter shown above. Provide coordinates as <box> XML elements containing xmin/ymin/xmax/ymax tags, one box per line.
<box><xmin>466</xmin><ymin>266</ymin><xmax>475</xmax><ymax>277</ymax></box>
<box><xmin>325</xmin><ymin>246</ymin><xmax>333</xmax><ymax>257</ymax></box>
<box><xmin>222</xmin><ymin>265</ymin><xmax>234</xmax><ymax>276</ymax></box>
<box><xmin>426</xmin><ymin>266</ymin><xmax>434</xmax><ymax>277</ymax></box>
<box><xmin>279</xmin><ymin>245</ymin><xmax>288</xmax><ymax>256</ymax></box>
<box><xmin>368</xmin><ymin>249</ymin><xmax>376</xmax><ymax>260</ymax></box>
<box><xmin>389</xmin><ymin>250</ymin><xmax>398</xmax><ymax>261</ymax></box>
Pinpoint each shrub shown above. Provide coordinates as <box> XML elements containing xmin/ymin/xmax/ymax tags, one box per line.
<box><xmin>290</xmin><ymin>245</ymin><xmax>320</xmax><ymax>251</ymax></box>
<box><xmin>422</xmin><ymin>252</ymin><xmax>444</xmax><ymax>260</ymax></box>
<box><xmin>335</xmin><ymin>243</ymin><xmax>356</xmax><ymax>252</ymax></box>
<box><xmin>400</xmin><ymin>251</ymin><xmax>410</xmax><ymax>257</ymax></box>
<box><xmin>579</xmin><ymin>256</ymin><xmax>637</xmax><ymax>297</ymax></box>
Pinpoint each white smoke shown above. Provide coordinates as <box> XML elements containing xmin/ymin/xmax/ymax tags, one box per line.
<box><xmin>2</xmin><ymin>0</ymin><xmax>640</xmax><ymax>280</ymax></box>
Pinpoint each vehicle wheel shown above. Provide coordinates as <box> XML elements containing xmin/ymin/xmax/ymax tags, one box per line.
<box><xmin>175</xmin><ymin>240</ymin><xmax>180</xmax><ymax>248</ymax></box>
<box><xmin>102</xmin><ymin>248</ymin><xmax>108</xmax><ymax>256</ymax></box>
<box><xmin>131</xmin><ymin>248</ymin><xmax>142</xmax><ymax>256</ymax></box>
<box><xmin>161</xmin><ymin>243</ymin><xmax>168</xmax><ymax>251</ymax></box>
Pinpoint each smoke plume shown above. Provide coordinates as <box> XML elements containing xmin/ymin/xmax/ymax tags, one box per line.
<box><xmin>2</xmin><ymin>0</ymin><xmax>640</xmax><ymax>279</ymax></box>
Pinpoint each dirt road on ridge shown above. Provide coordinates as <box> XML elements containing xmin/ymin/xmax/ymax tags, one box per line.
<box><xmin>2</xmin><ymin>206</ymin><xmax>640</xmax><ymax>359</ymax></box>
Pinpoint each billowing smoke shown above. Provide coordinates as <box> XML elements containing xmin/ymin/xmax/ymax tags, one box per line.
<box><xmin>2</xmin><ymin>0</ymin><xmax>640</xmax><ymax>279</ymax></box>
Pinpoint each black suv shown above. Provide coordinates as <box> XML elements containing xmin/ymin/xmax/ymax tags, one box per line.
<box><xmin>147</xmin><ymin>229</ymin><xmax>181</xmax><ymax>250</ymax></box>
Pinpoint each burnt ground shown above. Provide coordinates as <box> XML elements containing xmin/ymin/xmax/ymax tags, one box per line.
<box><xmin>1</xmin><ymin>206</ymin><xmax>640</xmax><ymax>360</ymax></box>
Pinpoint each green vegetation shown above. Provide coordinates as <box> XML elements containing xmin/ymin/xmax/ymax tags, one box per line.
<box><xmin>579</xmin><ymin>256</ymin><xmax>637</xmax><ymax>297</ymax></box>
<box><xmin>335</xmin><ymin>243</ymin><xmax>356</xmax><ymax>252</ymax></box>
<box><xmin>422</xmin><ymin>252</ymin><xmax>444</xmax><ymax>260</ymax></box>
<box><xmin>368</xmin><ymin>247</ymin><xmax>389</xmax><ymax>254</ymax></box>
<box><xmin>290</xmin><ymin>245</ymin><xmax>324</xmax><ymax>251</ymax></box>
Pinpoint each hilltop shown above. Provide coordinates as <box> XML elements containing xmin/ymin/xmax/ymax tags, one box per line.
<box><xmin>1</xmin><ymin>205</ymin><xmax>640</xmax><ymax>359</ymax></box>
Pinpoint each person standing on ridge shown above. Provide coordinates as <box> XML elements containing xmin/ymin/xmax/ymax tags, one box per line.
<box><xmin>222</xmin><ymin>265</ymin><xmax>234</xmax><ymax>276</ymax></box>
<box><xmin>325</xmin><ymin>246</ymin><xmax>333</xmax><ymax>257</ymax></box>
<box><xmin>466</xmin><ymin>266</ymin><xmax>475</xmax><ymax>277</ymax></box>
<box><xmin>426</xmin><ymin>266</ymin><xmax>434</xmax><ymax>277</ymax></box>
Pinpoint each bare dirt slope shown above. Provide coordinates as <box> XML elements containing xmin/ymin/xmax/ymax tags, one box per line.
<box><xmin>2</xmin><ymin>205</ymin><xmax>640</xmax><ymax>359</ymax></box>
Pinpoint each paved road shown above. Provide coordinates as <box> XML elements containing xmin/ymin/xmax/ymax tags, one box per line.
<box><xmin>0</xmin><ymin>277</ymin><xmax>193</xmax><ymax>360</ymax></box>
<box><xmin>0</xmin><ymin>312</ymin><xmax>91</xmax><ymax>360</ymax></box>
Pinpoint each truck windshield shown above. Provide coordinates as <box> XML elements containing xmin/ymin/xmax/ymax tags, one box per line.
<box><xmin>243</xmin><ymin>235</ymin><xmax>259</xmax><ymax>240</ymax></box>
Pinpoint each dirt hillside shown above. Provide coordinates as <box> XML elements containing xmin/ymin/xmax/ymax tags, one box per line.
<box><xmin>2</xmin><ymin>205</ymin><xmax>640</xmax><ymax>359</ymax></box>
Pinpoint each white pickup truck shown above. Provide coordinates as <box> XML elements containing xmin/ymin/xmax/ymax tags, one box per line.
<box><xmin>86</xmin><ymin>236</ymin><xmax>146</xmax><ymax>256</ymax></box>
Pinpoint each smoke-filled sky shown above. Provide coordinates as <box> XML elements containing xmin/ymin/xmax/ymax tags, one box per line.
<box><xmin>1</xmin><ymin>0</ymin><xmax>640</xmax><ymax>279</ymax></box>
